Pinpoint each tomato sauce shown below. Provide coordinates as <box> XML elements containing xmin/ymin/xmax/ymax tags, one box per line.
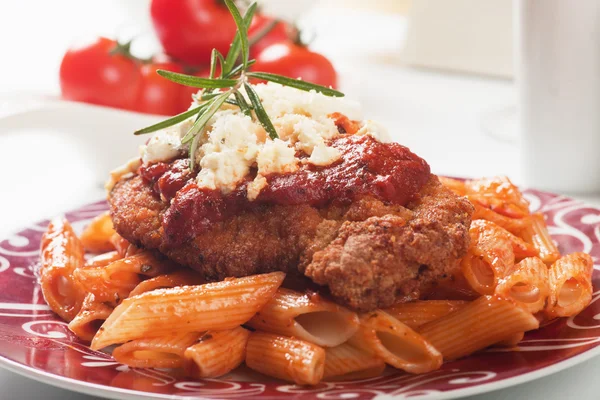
<box><xmin>139</xmin><ymin>135</ymin><xmax>430</xmax><ymax>246</ymax></box>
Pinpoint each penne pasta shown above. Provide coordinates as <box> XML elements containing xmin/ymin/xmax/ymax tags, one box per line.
<box><xmin>496</xmin><ymin>257</ymin><xmax>550</xmax><ymax>313</ymax></box>
<box><xmin>129</xmin><ymin>269</ymin><xmax>206</xmax><ymax>297</ymax></box>
<box><xmin>466</xmin><ymin>176</ymin><xmax>531</xmax><ymax>219</ymax></box>
<box><xmin>103</xmin><ymin>251</ymin><xmax>175</xmax><ymax>285</ymax></box>
<box><xmin>90</xmin><ymin>272</ymin><xmax>285</xmax><ymax>350</ymax></box>
<box><xmin>113</xmin><ymin>331</ymin><xmax>201</xmax><ymax>369</ymax></box>
<box><xmin>439</xmin><ymin>177</ymin><xmax>467</xmax><ymax>196</ymax></box>
<box><xmin>545</xmin><ymin>253</ymin><xmax>594</xmax><ymax>318</ymax></box>
<box><xmin>494</xmin><ymin>332</ymin><xmax>525</xmax><ymax>348</ymax></box>
<box><xmin>461</xmin><ymin>220</ymin><xmax>516</xmax><ymax>295</ymax></box>
<box><xmin>521</xmin><ymin>213</ymin><xmax>561</xmax><ymax>265</ymax></box>
<box><xmin>422</xmin><ymin>272</ymin><xmax>480</xmax><ymax>301</ymax></box>
<box><xmin>471</xmin><ymin>205</ymin><xmax>530</xmax><ymax>235</ymax></box>
<box><xmin>40</xmin><ymin>218</ymin><xmax>86</xmax><ymax>321</ymax></box>
<box><xmin>84</xmin><ymin>251</ymin><xmax>122</xmax><ymax>268</ymax></box>
<box><xmin>383</xmin><ymin>300</ymin><xmax>468</xmax><ymax>329</ymax></box>
<box><xmin>184</xmin><ymin>327</ymin><xmax>250</xmax><ymax>378</ymax></box>
<box><xmin>349</xmin><ymin>310</ymin><xmax>442</xmax><ymax>374</ymax></box>
<box><xmin>247</xmin><ymin>288</ymin><xmax>360</xmax><ymax>347</ymax></box>
<box><xmin>68</xmin><ymin>293</ymin><xmax>113</xmax><ymax>341</ymax></box>
<box><xmin>245</xmin><ymin>331</ymin><xmax>325</xmax><ymax>385</ymax></box>
<box><xmin>419</xmin><ymin>295</ymin><xmax>539</xmax><ymax>360</ymax></box>
<box><xmin>109</xmin><ymin>233</ymin><xmax>131</xmax><ymax>257</ymax></box>
<box><xmin>75</xmin><ymin>251</ymin><xmax>175</xmax><ymax>304</ymax></box>
<box><xmin>79</xmin><ymin>212</ymin><xmax>116</xmax><ymax>254</ymax></box>
<box><xmin>324</xmin><ymin>342</ymin><xmax>385</xmax><ymax>380</ymax></box>
<box><xmin>74</xmin><ymin>264</ymin><xmax>135</xmax><ymax>306</ymax></box>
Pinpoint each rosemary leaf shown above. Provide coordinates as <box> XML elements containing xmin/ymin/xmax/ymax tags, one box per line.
<box><xmin>234</xmin><ymin>91</ymin><xmax>253</xmax><ymax>117</ymax></box>
<box><xmin>200</xmin><ymin>93</ymin><xmax>219</xmax><ymax>101</ymax></box>
<box><xmin>223</xmin><ymin>2</ymin><xmax>257</xmax><ymax>73</ymax></box>
<box><xmin>210</xmin><ymin>49</ymin><xmax>226</xmax><ymax>79</ymax></box>
<box><xmin>157</xmin><ymin>70</ymin><xmax>237</xmax><ymax>88</ymax></box>
<box><xmin>181</xmin><ymin>91</ymin><xmax>232</xmax><ymax>144</ymax></box>
<box><xmin>134</xmin><ymin>105</ymin><xmax>203</xmax><ymax>135</ymax></box>
<box><xmin>188</xmin><ymin>131</ymin><xmax>202</xmax><ymax>172</ymax></box>
<box><xmin>225</xmin><ymin>59</ymin><xmax>255</xmax><ymax>78</ymax></box>
<box><xmin>244</xmin><ymin>82</ymin><xmax>278</xmax><ymax>139</ymax></box>
<box><xmin>247</xmin><ymin>72</ymin><xmax>344</xmax><ymax>97</ymax></box>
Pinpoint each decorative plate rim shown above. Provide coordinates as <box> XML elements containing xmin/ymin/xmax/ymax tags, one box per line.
<box><xmin>1</xmin><ymin>342</ymin><xmax>600</xmax><ymax>400</ymax></box>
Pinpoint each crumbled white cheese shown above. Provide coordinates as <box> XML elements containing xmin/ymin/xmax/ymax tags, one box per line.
<box><xmin>196</xmin><ymin>111</ymin><xmax>260</xmax><ymax>192</ymax></box>
<box><xmin>140</xmin><ymin>119</ymin><xmax>193</xmax><ymax>164</ymax></box>
<box><xmin>308</xmin><ymin>143</ymin><xmax>341</xmax><ymax>166</ymax></box>
<box><xmin>138</xmin><ymin>82</ymin><xmax>388</xmax><ymax>199</ymax></box>
<box><xmin>357</xmin><ymin>120</ymin><xmax>392</xmax><ymax>143</ymax></box>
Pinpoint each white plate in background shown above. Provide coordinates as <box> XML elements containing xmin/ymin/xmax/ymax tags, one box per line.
<box><xmin>0</xmin><ymin>99</ymin><xmax>159</xmax><ymax>238</ymax></box>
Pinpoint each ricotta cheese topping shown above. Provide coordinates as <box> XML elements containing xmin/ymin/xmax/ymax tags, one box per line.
<box><xmin>139</xmin><ymin>82</ymin><xmax>390</xmax><ymax>199</ymax></box>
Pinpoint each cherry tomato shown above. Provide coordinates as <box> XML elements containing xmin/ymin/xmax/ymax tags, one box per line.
<box><xmin>150</xmin><ymin>0</ymin><xmax>237</xmax><ymax>66</ymax></box>
<box><xmin>59</xmin><ymin>37</ymin><xmax>141</xmax><ymax>110</ymax></box>
<box><xmin>135</xmin><ymin>59</ymin><xmax>184</xmax><ymax>116</ymax></box>
<box><xmin>252</xmin><ymin>43</ymin><xmax>338</xmax><ymax>89</ymax></box>
<box><xmin>248</xmin><ymin>14</ymin><xmax>294</xmax><ymax>59</ymax></box>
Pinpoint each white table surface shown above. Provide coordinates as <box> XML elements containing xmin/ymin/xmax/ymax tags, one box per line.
<box><xmin>1</xmin><ymin>1</ymin><xmax>599</xmax><ymax>399</ymax></box>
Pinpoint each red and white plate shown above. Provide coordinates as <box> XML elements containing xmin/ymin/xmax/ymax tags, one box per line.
<box><xmin>0</xmin><ymin>188</ymin><xmax>599</xmax><ymax>400</ymax></box>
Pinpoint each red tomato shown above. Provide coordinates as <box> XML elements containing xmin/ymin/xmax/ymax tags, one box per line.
<box><xmin>150</xmin><ymin>0</ymin><xmax>237</xmax><ymax>65</ymax></box>
<box><xmin>59</xmin><ymin>37</ymin><xmax>141</xmax><ymax>110</ymax></box>
<box><xmin>248</xmin><ymin>14</ymin><xmax>293</xmax><ymax>59</ymax></box>
<box><xmin>135</xmin><ymin>60</ymin><xmax>184</xmax><ymax>116</ymax></box>
<box><xmin>252</xmin><ymin>43</ymin><xmax>338</xmax><ymax>89</ymax></box>
<box><xmin>178</xmin><ymin>66</ymin><xmax>212</xmax><ymax>112</ymax></box>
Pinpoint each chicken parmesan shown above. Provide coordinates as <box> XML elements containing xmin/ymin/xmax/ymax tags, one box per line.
<box><xmin>108</xmin><ymin>83</ymin><xmax>474</xmax><ymax>311</ymax></box>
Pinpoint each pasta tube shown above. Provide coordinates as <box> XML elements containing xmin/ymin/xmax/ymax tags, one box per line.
<box><xmin>113</xmin><ymin>331</ymin><xmax>201</xmax><ymax>369</ymax></box>
<box><xmin>383</xmin><ymin>300</ymin><xmax>468</xmax><ymax>329</ymax></box>
<box><xmin>419</xmin><ymin>295</ymin><xmax>539</xmax><ymax>360</ymax></box>
<box><xmin>246</xmin><ymin>331</ymin><xmax>325</xmax><ymax>385</ymax></box>
<box><xmin>68</xmin><ymin>293</ymin><xmax>113</xmax><ymax>341</ymax></box>
<box><xmin>109</xmin><ymin>233</ymin><xmax>131</xmax><ymax>257</ymax></box>
<box><xmin>462</xmin><ymin>220</ymin><xmax>516</xmax><ymax>295</ymax></box>
<box><xmin>129</xmin><ymin>269</ymin><xmax>205</xmax><ymax>297</ymax></box>
<box><xmin>247</xmin><ymin>288</ymin><xmax>360</xmax><ymax>347</ymax></box>
<box><xmin>545</xmin><ymin>253</ymin><xmax>593</xmax><ymax>318</ymax></box>
<box><xmin>184</xmin><ymin>327</ymin><xmax>250</xmax><ymax>378</ymax></box>
<box><xmin>471</xmin><ymin>205</ymin><xmax>530</xmax><ymax>235</ymax></box>
<box><xmin>349</xmin><ymin>310</ymin><xmax>442</xmax><ymax>374</ymax></box>
<box><xmin>466</xmin><ymin>176</ymin><xmax>530</xmax><ymax>219</ymax></box>
<box><xmin>85</xmin><ymin>251</ymin><xmax>121</xmax><ymax>268</ymax></box>
<box><xmin>439</xmin><ymin>177</ymin><xmax>467</xmax><ymax>196</ymax></box>
<box><xmin>75</xmin><ymin>251</ymin><xmax>174</xmax><ymax>304</ymax></box>
<box><xmin>324</xmin><ymin>342</ymin><xmax>385</xmax><ymax>380</ymax></box>
<box><xmin>40</xmin><ymin>218</ymin><xmax>85</xmax><ymax>321</ymax></box>
<box><xmin>521</xmin><ymin>213</ymin><xmax>561</xmax><ymax>264</ymax></box>
<box><xmin>494</xmin><ymin>332</ymin><xmax>524</xmax><ymax>348</ymax></box>
<box><xmin>79</xmin><ymin>212</ymin><xmax>116</xmax><ymax>254</ymax></box>
<box><xmin>496</xmin><ymin>257</ymin><xmax>550</xmax><ymax>313</ymax></box>
<box><xmin>90</xmin><ymin>272</ymin><xmax>285</xmax><ymax>350</ymax></box>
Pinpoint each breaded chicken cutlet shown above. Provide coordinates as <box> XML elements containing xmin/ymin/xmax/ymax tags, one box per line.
<box><xmin>109</xmin><ymin>128</ymin><xmax>473</xmax><ymax>311</ymax></box>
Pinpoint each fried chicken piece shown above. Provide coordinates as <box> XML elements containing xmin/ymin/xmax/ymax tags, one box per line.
<box><xmin>109</xmin><ymin>174</ymin><xmax>473</xmax><ymax>311</ymax></box>
<box><xmin>303</xmin><ymin>177</ymin><xmax>474</xmax><ymax>310</ymax></box>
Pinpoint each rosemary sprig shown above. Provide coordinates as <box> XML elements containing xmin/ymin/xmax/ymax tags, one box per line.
<box><xmin>135</xmin><ymin>0</ymin><xmax>345</xmax><ymax>171</ymax></box>
<box><xmin>244</xmin><ymin>82</ymin><xmax>278</xmax><ymax>139</ymax></box>
<box><xmin>247</xmin><ymin>72</ymin><xmax>344</xmax><ymax>97</ymax></box>
<box><xmin>182</xmin><ymin>91</ymin><xmax>232</xmax><ymax>144</ymax></box>
<box><xmin>134</xmin><ymin>105</ymin><xmax>205</xmax><ymax>135</ymax></box>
